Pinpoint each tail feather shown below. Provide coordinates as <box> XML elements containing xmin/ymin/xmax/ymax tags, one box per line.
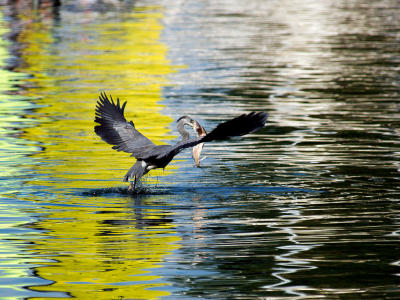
<box><xmin>123</xmin><ymin>160</ymin><xmax>147</xmax><ymax>182</ymax></box>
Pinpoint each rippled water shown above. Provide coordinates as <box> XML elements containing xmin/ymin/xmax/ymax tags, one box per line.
<box><xmin>1</xmin><ymin>0</ymin><xmax>400</xmax><ymax>299</ymax></box>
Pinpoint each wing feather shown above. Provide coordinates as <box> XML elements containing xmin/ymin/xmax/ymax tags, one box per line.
<box><xmin>202</xmin><ymin>112</ymin><xmax>268</xmax><ymax>142</ymax></box>
<box><xmin>94</xmin><ymin>92</ymin><xmax>155</xmax><ymax>156</ymax></box>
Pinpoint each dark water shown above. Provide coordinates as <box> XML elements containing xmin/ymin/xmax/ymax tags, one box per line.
<box><xmin>1</xmin><ymin>0</ymin><xmax>400</xmax><ymax>299</ymax></box>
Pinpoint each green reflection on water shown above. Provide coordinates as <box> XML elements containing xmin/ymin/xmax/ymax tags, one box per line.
<box><xmin>1</xmin><ymin>5</ymin><xmax>181</xmax><ymax>299</ymax></box>
<box><xmin>0</xmin><ymin>9</ymin><xmax>46</xmax><ymax>299</ymax></box>
<box><xmin>0</xmin><ymin>15</ymin><xmax>37</xmax><ymax>176</ymax></box>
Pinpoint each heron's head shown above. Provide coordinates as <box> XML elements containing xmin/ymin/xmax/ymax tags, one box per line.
<box><xmin>176</xmin><ymin>115</ymin><xmax>196</xmax><ymax>128</ymax></box>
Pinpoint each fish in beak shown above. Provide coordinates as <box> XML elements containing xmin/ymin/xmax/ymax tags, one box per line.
<box><xmin>192</xmin><ymin>120</ymin><xmax>207</xmax><ymax>167</ymax></box>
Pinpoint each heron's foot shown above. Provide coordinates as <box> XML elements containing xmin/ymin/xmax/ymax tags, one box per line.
<box><xmin>128</xmin><ymin>181</ymin><xmax>135</xmax><ymax>192</ymax></box>
<box><xmin>127</xmin><ymin>176</ymin><xmax>138</xmax><ymax>192</ymax></box>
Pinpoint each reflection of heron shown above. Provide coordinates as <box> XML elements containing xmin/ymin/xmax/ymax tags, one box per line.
<box><xmin>95</xmin><ymin>93</ymin><xmax>268</xmax><ymax>191</ymax></box>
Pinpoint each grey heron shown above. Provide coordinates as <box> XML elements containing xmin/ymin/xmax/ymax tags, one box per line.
<box><xmin>94</xmin><ymin>92</ymin><xmax>268</xmax><ymax>191</ymax></box>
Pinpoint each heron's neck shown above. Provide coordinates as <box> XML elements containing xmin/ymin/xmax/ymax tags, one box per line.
<box><xmin>177</xmin><ymin>123</ymin><xmax>190</xmax><ymax>141</ymax></box>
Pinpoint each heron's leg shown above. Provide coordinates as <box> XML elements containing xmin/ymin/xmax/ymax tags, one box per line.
<box><xmin>133</xmin><ymin>175</ymin><xmax>137</xmax><ymax>190</ymax></box>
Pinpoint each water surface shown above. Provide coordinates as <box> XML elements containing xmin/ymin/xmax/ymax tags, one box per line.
<box><xmin>0</xmin><ymin>0</ymin><xmax>400</xmax><ymax>299</ymax></box>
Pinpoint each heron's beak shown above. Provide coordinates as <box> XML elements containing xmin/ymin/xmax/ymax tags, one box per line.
<box><xmin>184</xmin><ymin>120</ymin><xmax>196</xmax><ymax>128</ymax></box>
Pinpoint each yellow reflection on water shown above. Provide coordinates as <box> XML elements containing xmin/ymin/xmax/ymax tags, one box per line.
<box><xmin>27</xmin><ymin>194</ymin><xmax>179</xmax><ymax>299</ymax></box>
<box><xmin>19</xmin><ymin>6</ymin><xmax>178</xmax><ymax>189</ymax></box>
<box><xmin>10</xmin><ymin>5</ymin><xmax>181</xmax><ymax>299</ymax></box>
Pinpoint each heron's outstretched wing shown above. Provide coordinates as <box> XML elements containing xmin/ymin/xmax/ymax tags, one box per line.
<box><xmin>202</xmin><ymin>112</ymin><xmax>268</xmax><ymax>142</ymax></box>
<box><xmin>170</xmin><ymin>111</ymin><xmax>269</xmax><ymax>156</ymax></box>
<box><xmin>94</xmin><ymin>92</ymin><xmax>156</xmax><ymax>157</ymax></box>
